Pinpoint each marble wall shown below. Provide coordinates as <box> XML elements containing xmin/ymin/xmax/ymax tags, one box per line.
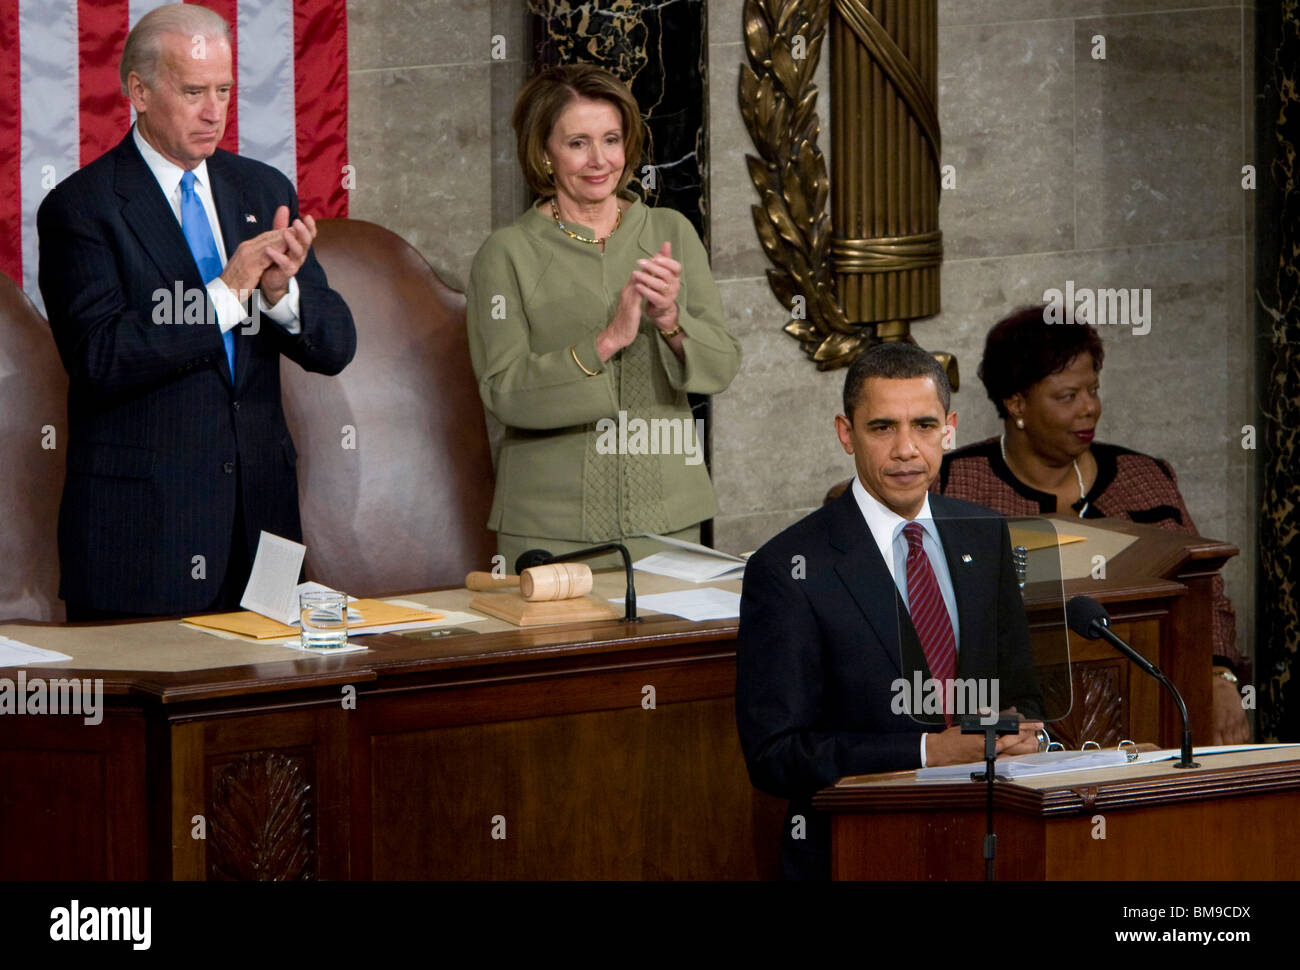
<box><xmin>347</xmin><ymin>0</ymin><xmax>527</xmax><ymax>284</ymax></box>
<box><xmin>347</xmin><ymin>0</ymin><xmax>1256</xmax><ymax>658</ymax></box>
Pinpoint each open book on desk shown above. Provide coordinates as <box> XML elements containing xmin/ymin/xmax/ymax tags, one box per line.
<box><xmin>915</xmin><ymin>742</ymin><xmax>1300</xmax><ymax>782</ymax></box>
<box><xmin>917</xmin><ymin>749</ymin><xmax>1129</xmax><ymax>781</ymax></box>
<box><xmin>633</xmin><ymin>533</ymin><xmax>751</xmax><ymax>583</ymax></box>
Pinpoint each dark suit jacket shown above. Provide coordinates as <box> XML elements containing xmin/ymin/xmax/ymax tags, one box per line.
<box><xmin>36</xmin><ymin>131</ymin><xmax>356</xmax><ymax>615</ymax></box>
<box><xmin>735</xmin><ymin>488</ymin><xmax>1041</xmax><ymax>879</ymax></box>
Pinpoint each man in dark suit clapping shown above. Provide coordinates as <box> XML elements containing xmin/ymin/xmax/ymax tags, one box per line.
<box><xmin>735</xmin><ymin>343</ymin><xmax>1043</xmax><ymax>879</ymax></box>
<box><xmin>37</xmin><ymin>3</ymin><xmax>355</xmax><ymax>620</ymax></box>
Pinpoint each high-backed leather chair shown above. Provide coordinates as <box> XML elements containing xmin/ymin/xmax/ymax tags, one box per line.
<box><xmin>0</xmin><ymin>273</ymin><xmax>67</xmax><ymax>621</ymax></box>
<box><xmin>282</xmin><ymin>219</ymin><xmax>495</xmax><ymax>596</ymax></box>
<box><xmin>824</xmin><ymin>479</ymin><xmax>851</xmax><ymax>505</ymax></box>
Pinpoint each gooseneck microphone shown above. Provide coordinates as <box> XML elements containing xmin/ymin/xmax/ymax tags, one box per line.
<box><xmin>1066</xmin><ymin>595</ymin><xmax>1198</xmax><ymax>769</ymax></box>
<box><xmin>515</xmin><ymin>543</ymin><xmax>639</xmax><ymax>622</ymax></box>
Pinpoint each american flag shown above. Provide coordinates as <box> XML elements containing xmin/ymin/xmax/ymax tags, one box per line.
<box><xmin>0</xmin><ymin>0</ymin><xmax>349</xmax><ymax>308</ymax></box>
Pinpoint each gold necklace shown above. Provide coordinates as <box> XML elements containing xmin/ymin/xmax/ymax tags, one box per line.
<box><xmin>550</xmin><ymin>198</ymin><xmax>622</xmax><ymax>245</ymax></box>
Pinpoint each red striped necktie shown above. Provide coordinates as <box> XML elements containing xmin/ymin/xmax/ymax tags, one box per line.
<box><xmin>903</xmin><ymin>521</ymin><xmax>957</xmax><ymax>724</ymax></box>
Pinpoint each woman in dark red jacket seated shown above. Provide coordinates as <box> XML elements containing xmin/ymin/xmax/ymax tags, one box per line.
<box><xmin>937</xmin><ymin>305</ymin><xmax>1248</xmax><ymax>744</ymax></box>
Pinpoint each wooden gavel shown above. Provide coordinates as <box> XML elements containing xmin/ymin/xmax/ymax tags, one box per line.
<box><xmin>464</xmin><ymin>563</ymin><xmax>594</xmax><ymax>602</ymax></box>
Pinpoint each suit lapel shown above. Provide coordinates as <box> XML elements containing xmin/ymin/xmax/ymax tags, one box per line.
<box><xmin>115</xmin><ymin>133</ymin><xmax>238</xmax><ymax>389</ymax></box>
<box><xmin>114</xmin><ymin>134</ymin><xmax>203</xmax><ymax>300</ymax></box>
<box><xmin>828</xmin><ymin>489</ymin><xmax>923</xmax><ymax>679</ymax></box>
<box><xmin>206</xmin><ymin>151</ymin><xmax>255</xmax><ymax>257</ymax></box>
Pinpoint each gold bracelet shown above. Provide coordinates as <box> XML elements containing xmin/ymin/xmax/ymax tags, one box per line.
<box><xmin>570</xmin><ymin>344</ymin><xmax>599</xmax><ymax>376</ymax></box>
<box><xmin>657</xmin><ymin>323</ymin><xmax>684</xmax><ymax>341</ymax></box>
<box><xmin>1212</xmin><ymin>666</ymin><xmax>1239</xmax><ymax>686</ymax></box>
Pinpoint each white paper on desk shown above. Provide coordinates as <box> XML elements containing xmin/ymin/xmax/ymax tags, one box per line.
<box><xmin>612</xmin><ymin>587</ymin><xmax>741</xmax><ymax>621</ymax></box>
<box><xmin>0</xmin><ymin>636</ymin><xmax>72</xmax><ymax>669</ymax></box>
<box><xmin>384</xmin><ymin>602</ymin><xmax>487</xmax><ymax>623</ymax></box>
<box><xmin>916</xmin><ymin>749</ymin><xmax>1129</xmax><ymax>781</ymax></box>
<box><xmin>240</xmin><ymin>531</ymin><xmax>307</xmax><ymax>625</ymax></box>
<box><xmin>634</xmin><ymin>534</ymin><xmax>749</xmax><ymax>583</ymax></box>
<box><xmin>1133</xmin><ymin>742</ymin><xmax>1300</xmax><ymax>765</ymax></box>
<box><xmin>344</xmin><ymin>608</ymin><xmax>486</xmax><ymax>636</ymax></box>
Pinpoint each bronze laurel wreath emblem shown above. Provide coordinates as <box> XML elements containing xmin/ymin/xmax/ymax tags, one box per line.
<box><xmin>740</xmin><ymin>0</ymin><xmax>873</xmax><ymax>369</ymax></box>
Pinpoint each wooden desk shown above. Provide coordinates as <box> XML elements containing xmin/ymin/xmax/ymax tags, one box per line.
<box><xmin>816</xmin><ymin>747</ymin><xmax>1300</xmax><ymax>880</ymax></box>
<box><xmin>0</xmin><ymin>519</ymin><xmax>1234</xmax><ymax>880</ymax></box>
<box><xmin>0</xmin><ymin>573</ymin><xmax>790</xmax><ymax>880</ymax></box>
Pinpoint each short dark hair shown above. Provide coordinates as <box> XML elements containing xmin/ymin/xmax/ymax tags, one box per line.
<box><xmin>977</xmin><ymin>306</ymin><xmax>1106</xmax><ymax>419</ymax></box>
<box><xmin>842</xmin><ymin>343</ymin><xmax>952</xmax><ymax>420</ymax></box>
<box><xmin>512</xmin><ymin>63</ymin><xmax>645</xmax><ymax>201</ymax></box>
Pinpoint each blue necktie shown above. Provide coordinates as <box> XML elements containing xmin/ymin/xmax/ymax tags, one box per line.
<box><xmin>179</xmin><ymin>170</ymin><xmax>235</xmax><ymax>379</ymax></box>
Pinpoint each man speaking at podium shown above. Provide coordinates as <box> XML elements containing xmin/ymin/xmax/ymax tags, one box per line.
<box><xmin>37</xmin><ymin>4</ymin><xmax>355</xmax><ymax>620</ymax></box>
<box><xmin>736</xmin><ymin>343</ymin><xmax>1043</xmax><ymax>880</ymax></box>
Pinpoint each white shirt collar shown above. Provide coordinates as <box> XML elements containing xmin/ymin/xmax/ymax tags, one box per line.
<box><xmin>132</xmin><ymin>125</ymin><xmax>212</xmax><ymax>200</ymax></box>
<box><xmin>850</xmin><ymin>476</ymin><xmax>940</xmax><ymax>581</ymax></box>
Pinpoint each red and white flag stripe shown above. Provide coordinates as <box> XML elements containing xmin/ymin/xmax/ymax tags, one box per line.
<box><xmin>0</xmin><ymin>0</ymin><xmax>348</xmax><ymax>309</ymax></box>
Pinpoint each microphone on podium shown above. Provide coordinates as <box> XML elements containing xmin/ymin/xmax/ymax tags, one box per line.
<box><xmin>1066</xmin><ymin>595</ymin><xmax>1198</xmax><ymax>769</ymax></box>
<box><xmin>515</xmin><ymin>543</ymin><xmax>639</xmax><ymax>622</ymax></box>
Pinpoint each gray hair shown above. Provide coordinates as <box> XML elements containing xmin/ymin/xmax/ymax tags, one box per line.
<box><xmin>120</xmin><ymin>3</ymin><xmax>231</xmax><ymax>95</ymax></box>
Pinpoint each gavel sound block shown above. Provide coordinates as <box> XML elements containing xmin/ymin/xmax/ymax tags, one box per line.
<box><xmin>465</xmin><ymin>563</ymin><xmax>619</xmax><ymax>626</ymax></box>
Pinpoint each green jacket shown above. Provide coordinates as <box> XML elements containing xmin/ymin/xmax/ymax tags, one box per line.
<box><xmin>467</xmin><ymin>200</ymin><xmax>742</xmax><ymax>541</ymax></box>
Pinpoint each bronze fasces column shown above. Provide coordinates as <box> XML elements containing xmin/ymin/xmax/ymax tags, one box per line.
<box><xmin>742</xmin><ymin>0</ymin><xmax>950</xmax><ymax>378</ymax></box>
<box><xmin>829</xmin><ymin>0</ymin><xmax>942</xmax><ymax>342</ymax></box>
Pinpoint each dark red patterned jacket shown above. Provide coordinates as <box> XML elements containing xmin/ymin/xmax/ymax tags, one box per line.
<box><xmin>936</xmin><ymin>437</ymin><xmax>1239</xmax><ymax>665</ymax></box>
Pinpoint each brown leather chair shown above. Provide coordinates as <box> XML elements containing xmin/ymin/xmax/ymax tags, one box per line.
<box><xmin>824</xmin><ymin>478</ymin><xmax>851</xmax><ymax>505</ymax></box>
<box><xmin>0</xmin><ymin>273</ymin><xmax>68</xmax><ymax>621</ymax></box>
<box><xmin>282</xmin><ymin>218</ymin><xmax>495</xmax><ymax>596</ymax></box>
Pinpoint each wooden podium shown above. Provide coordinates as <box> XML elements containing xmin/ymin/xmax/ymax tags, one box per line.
<box><xmin>814</xmin><ymin>747</ymin><xmax>1300</xmax><ymax>880</ymax></box>
<box><xmin>1021</xmin><ymin>516</ymin><xmax>1237</xmax><ymax>750</ymax></box>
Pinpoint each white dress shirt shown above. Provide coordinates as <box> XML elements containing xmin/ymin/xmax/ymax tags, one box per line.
<box><xmin>133</xmin><ymin>126</ymin><xmax>301</xmax><ymax>336</ymax></box>
<box><xmin>849</xmin><ymin>476</ymin><xmax>962</xmax><ymax>766</ymax></box>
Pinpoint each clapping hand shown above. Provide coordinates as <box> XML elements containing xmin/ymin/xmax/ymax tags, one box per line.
<box><xmin>595</xmin><ymin>274</ymin><xmax>644</xmax><ymax>362</ymax></box>
<box><xmin>220</xmin><ymin>225</ymin><xmax>289</xmax><ymax>297</ymax></box>
<box><xmin>594</xmin><ymin>241</ymin><xmax>686</xmax><ymax>362</ymax></box>
<box><xmin>259</xmin><ymin>205</ymin><xmax>317</xmax><ymax>305</ymax></box>
<box><xmin>633</xmin><ymin>241</ymin><xmax>682</xmax><ymax>329</ymax></box>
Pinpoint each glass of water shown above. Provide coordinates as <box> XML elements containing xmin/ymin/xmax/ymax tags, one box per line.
<box><xmin>299</xmin><ymin>590</ymin><xmax>349</xmax><ymax>649</ymax></box>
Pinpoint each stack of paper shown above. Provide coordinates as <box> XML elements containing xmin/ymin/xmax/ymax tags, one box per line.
<box><xmin>916</xmin><ymin>748</ymin><xmax>1129</xmax><ymax>781</ymax></box>
<box><xmin>1007</xmin><ymin>526</ymin><xmax>1086</xmax><ymax>551</ymax></box>
<box><xmin>0</xmin><ymin>636</ymin><xmax>72</xmax><ymax>669</ymax></box>
<box><xmin>1131</xmin><ymin>742</ymin><xmax>1300</xmax><ymax>764</ymax></box>
<box><xmin>612</xmin><ymin>587</ymin><xmax>741</xmax><ymax>621</ymax></box>
<box><xmin>184</xmin><ymin>599</ymin><xmax>445</xmax><ymax>640</ymax></box>
<box><xmin>186</xmin><ymin>532</ymin><xmax>449</xmax><ymax>640</ymax></box>
<box><xmin>634</xmin><ymin>533</ymin><xmax>750</xmax><ymax>583</ymax></box>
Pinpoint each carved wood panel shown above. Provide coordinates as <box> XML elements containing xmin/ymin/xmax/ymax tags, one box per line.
<box><xmin>1042</xmin><ymin>659</ymin><xmax>1127</xmax><ymax>750</ymax></box>
<box><xmin>208</xmin><ymin>750</ymin><xmax>316</xmax><ymax>881</ymax></box>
